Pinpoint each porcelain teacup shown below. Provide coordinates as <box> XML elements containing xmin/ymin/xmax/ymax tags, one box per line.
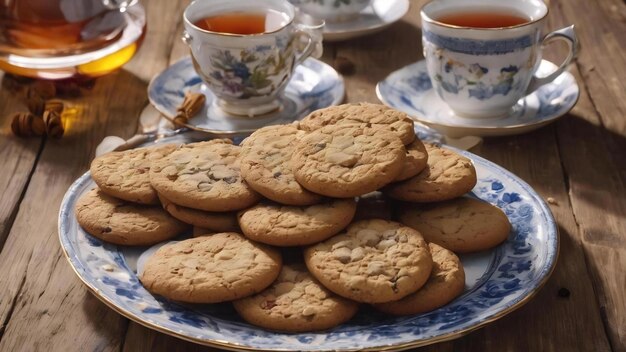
<box><xmin>183</xmin><ymin>0</ymin><xmax>323</xmax><ymax>117</ymax></box>
<box><xmin>289</xmin><ymin>0</ymin><xmax>371</xmax><ymax>22</ymax></box>
<box><xmin>421</xmin><ymin>0</ymin><xmax>578</xmax><ymax>119</ymax></box>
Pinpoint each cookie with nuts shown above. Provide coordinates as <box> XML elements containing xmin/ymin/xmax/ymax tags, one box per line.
<box><xmin>291</xmin><ymin>124</ymin><xmax>406</xmax><ymax>198</ymax></box>
<box><xmin>158</xmin><ymin>193</ymin><xmax>239</xmax><ymax>233</ymax></box>
<box><xmin>375</xmin><ymin>243</ymin><xmax>465</xmax><ymax>315</ymax></box>
<box><xmin>75</xmin><ymin>188</ymin><xmax>188</xmax><ymax>246</ymax></box>
<box><xmin>149</xmin><ymin>140</ymin><xmax>261</xmax><ymax>212</ymax></box>
<box><xmin>91</xmin><ymin>144</ymin><xmax>178</xmax><ymax>205</ymax></box>
<box><xmin>397</xmin><ymin>197</ymin><xmax>511</xmax><ymax>253</ymax></box>
<box><xmin>304</xmin><ymin>219</ymin><xmax>433</xmax><ymax>303</ymax></box>
<box><xmin>237</xmin><ymin>199</ymin><xmax>356</xmax><ymax>247</ymax></box>
<box><xmin>140</xmin><ymin>233</ymin><xmax>282</xmax><ymax>303</ymax></box>
<box><xmin>233</xmin><ymin>264</ymin><xmax>358</xmax><ymax>332</ymax></box>
<box><xmin>394</xmin><ymin>138</ymin><xmax>429</xmax><ymax>181</ymax></box>
<box><xmin>299</xmin><ymin>103</ymin><xmax>416</xmax><ymax>145</ymax></box>
<box><xmin>239</xmin><ymin>124</ymin><xmax>323</xmax><ymax>206</ymax></box>
<box><xmin>384</xmin><ymin>144</ymin><xmax>477</xmax><ymax>202</ymax></box>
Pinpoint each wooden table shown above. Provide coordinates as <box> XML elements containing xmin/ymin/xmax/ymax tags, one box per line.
<box><xmin>0</xmin><ymin>0</ymin><xmax>624</xmax><ymax>351</ymax></box>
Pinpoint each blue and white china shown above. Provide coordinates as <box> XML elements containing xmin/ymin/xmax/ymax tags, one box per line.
<box><xmin>59</xmin><ymin>134</ymin><xmax>558</xmax><ymax>351</ymax></box>
<box><xmin>182</xmin><ymin>0</ymin><xmax>323</xmax><ymax>116</ymax></box>
<box><xmin>377</xmin><ymin>59</ymin><xmax>579</xmax><ymax>137</ymax></box>
<box><xmin>421</xmin><ymin>0</ymin><xmax>578</xmax><ymax>119</ymax></box>
<box><xmin>319</xmin><ymin>0</ymin><xmax>409</xmax><ymax>42</ymax></box>
<box><xmin>290</xmin><ymin>0</ymin><xmax>372</xmax><ymax>22</ymax></box>
<box><xmin>148</xmin><ymin>56</ymin><xmax>344</xmax><ymax>136</ymax></box>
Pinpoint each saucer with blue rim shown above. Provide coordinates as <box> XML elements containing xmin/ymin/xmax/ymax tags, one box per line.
<box><xmin>148</xmin><ymin>57</ymin><xmax>344</xmax><ymax>137</ymax></box>
<box><xmin>377</xmin><ymin>59</ymin><xmax>579</xmax><ymax>137</ymax></box>
<box><xmin>322</xmin><ymin>0</ymin><xmax>409</xmax><ymax>42</ymax></box>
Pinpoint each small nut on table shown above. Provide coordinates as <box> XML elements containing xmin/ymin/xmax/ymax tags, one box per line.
<box><xmin>31</xmin><ymin>80</ymin><xmax>57</xmax><ymax>100</ymax></box>
<box><xmin>44</xmin><ymin>99</ymin><xmax>64</xmax><ymax>114</ymax></box>
<box><xmin>43</xmin><ymin>110</ymin><xmax>65</xmax><ymax>138</ymax></box>
<box><xmin>11</xmin><ymin>112</ymin><xmax>45</xmax><ymax>137</ymax></box>
<box><xmin>25</xmin><ymin>89</ymin><xmax>45</xmax><ymax>116</ymax></box>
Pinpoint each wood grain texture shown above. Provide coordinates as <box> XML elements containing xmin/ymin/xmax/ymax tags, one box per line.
<box><xmin>0</xmin><ymin>76</ymin><xmax>43</xmax><ymax>252</ymax></box>
<box><xmin>0</xmin><ymin>0</ymin><xmax>623</xmax><ymax>350</ymax></box>
<box><xmin>549</xmin><ymin>0</ymin><xmax>626</xmax><ymax>349</ymax></box>
<box><xmin>0</xmin><ymin>0</ymin><xmax>187</xmax><ymax>350</ymax></box>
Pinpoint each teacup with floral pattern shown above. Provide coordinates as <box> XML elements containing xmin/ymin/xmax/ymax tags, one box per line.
<box><xmin>183</xmin><ymin>0</ymin><xmax>322</xmax><ymax>117</ymax></box>
<box><xmin>421</xmin><ymin>0</ymin><xmax>578</xmax><ymax>119</ymax></box>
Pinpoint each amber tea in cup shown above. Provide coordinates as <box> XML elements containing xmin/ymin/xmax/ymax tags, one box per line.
<box><xmin>436</xmin><ymin>10</ymin><xmax>529</xmax><ymax>28</ymax></box>
<box><xmin>193</xmin><ymin>10</ymin><xmax>289</xmax><ymax>35</ymax></box>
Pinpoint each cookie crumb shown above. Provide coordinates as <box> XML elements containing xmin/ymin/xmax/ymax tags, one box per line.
<box><xmin>547</xmin><ymin>197</ymin><xmax>558</xmax><ymax>205</ymax></box>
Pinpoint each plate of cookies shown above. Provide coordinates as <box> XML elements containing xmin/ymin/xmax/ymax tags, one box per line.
<box><xmin>59</xmin><ymin>103</ymin><xmax>558</xmax><ymax>351</ymax></box>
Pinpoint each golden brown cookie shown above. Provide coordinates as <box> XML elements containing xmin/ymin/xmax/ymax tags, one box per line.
<box><xmin>90</xmin><ymin>144</ymin><xmax>177</xmax><ymax>204</ymax></box>
<box><xmin>149</xmin><ymin>140</ymin><xmax>261</xmax><ymax>212</ymax></box>
<box><xmin>140</xmin><ymin>233</ymin><xmax>282</xmax><ymax>303</ymax></box>
<box><xmin>398</xmin><ymin>197</ymin><xmax>511</xmax><ymax>253</ymax></box>
<box><xmin>75</xmin><ymin>188</ymin><xmax>188</xmax><ymax>246</ymax></box>
<box><xmin>394</xmin><ymin>138</ymin><xmax>429</xmax><ymax>181</ymax></box>
<box><xmin>299</xmin><ymin>102</ymin><xmax>416</xmax><ymax>145</ymax></box>
<box><xmin>291</xmin><ymin>124</ymin><xmax>406</xmax><ymax>198</ymax></box>
<box><xmin>304</xmin><ymin>219</ymin><xmax>433</xmax><ymax>303</ymax></box>
<box><xmin>158</xmin><ymin>193</ymin><xmax>239</xmax><ymax>232</ymax></box>
<box><xmin>384</xmin><ymin>144</ymin><xmax>477</xmax><ymax>202</ymax></box>
<box><xmin>237</xmin><ymin>199</ymin><xmax>356</xmax><ymax>246</ymax></box>
<box><xmin>233</xmin><ymin>264</ymin><xmax>359</xmax><ymax>332</ymax></box>
<box><xmin>375</xmin><ymin>243</ymin><xmax>465</xmax><ymax>315</ymax></box>
<box><xmin>239</xmin><ymin>125</ymin><xmax>323</xmax><ymax>205</ymax></box>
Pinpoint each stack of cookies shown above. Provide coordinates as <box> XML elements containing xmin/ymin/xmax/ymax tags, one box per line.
<box><xmin>75</xmin><ymin>103</ymin><xmax>512</xmax><ymax>332</ymax></box>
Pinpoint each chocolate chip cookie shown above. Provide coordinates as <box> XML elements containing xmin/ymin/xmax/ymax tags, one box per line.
<box><xmin>384</xmin><ymin>144</ymin><xmax>476</xmax><ymax>202</ymax></box>
<box><xmin>239</xmin><ymin>125</ymin><xmax>323</xmax><ymax>205</ymax></box>
<box><xmin>75</xmin><ymin>188</ymin><xmax>188</xmax><ymax>246</ymax></box>
<box><xmin>375</xmin><ymin>243</ymin><xmax>465</xmax><ymax>315</ymax></box>
<box><xmin>291</xmin><ymin>125</ymin><xmax>406</xmax><ymax>198</ymax></box>
<box><xmin>233</xmin><ymin>264</ymin><xmax>358</xmax><ymax>332</ymax></box>
<box><xmin>304</xmin><ymin>219</ymin><xmax>432</xmax><ymax>303</ymax></box>
<box><xmin>149</xmin><ymin>140</ymin><xmax>261</xmax><ymax>212</ymax></box>
<box><xmin>299</xmin><ymin>103</ymin><xmax>416</xmax><ymax>145</ymax></box>
<box><xmin>238</xmin><ymin>199</ymin><xmax>356</xmax><ymax>246</ymax></box>
<box><xmin>140</xmin><ymin>233</ymin><xmax>282</xmax><ymax>303</ymax></box>
<box><xmin>398</xmin><ymin>197</ymin><xmax>511</xmax><ymax>253</ymax></box>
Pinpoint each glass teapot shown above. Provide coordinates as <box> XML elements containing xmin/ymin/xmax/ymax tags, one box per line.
<box><xmin>0</xmin><ymin>0</ymin><xmax>146</xmax><ymax>79</ymax></box>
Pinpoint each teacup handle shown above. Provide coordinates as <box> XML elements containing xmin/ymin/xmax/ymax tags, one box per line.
<box><xmin>526</xmin><ymin>25</ymin><xmax>579</xmax><ymax>94</ymax></box>
<box><xmin>294</xmin><ymin>31</ymin><xmax>316</xmax><ymax>67</ymax></box>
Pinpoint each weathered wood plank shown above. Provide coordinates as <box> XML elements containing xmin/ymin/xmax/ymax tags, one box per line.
<box><xmin>0</xmin><ymin>0</ymin><xmax>187</xmax><ymax>349</ymax></box>
<box><xmin>549</xmin><ymin>0</ymin><xmax>626</xmax><ymax>349</ymax></box>
<box><xmin>0</xmin><ymin>78</ymin><xmax>44</xmax><ymax>252</ymax></box>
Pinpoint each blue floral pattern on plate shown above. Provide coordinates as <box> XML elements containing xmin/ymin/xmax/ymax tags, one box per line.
<box><xmin>148</xmin><ymin>57</ymin><xmax>344</xmax><ymax>136</ymax></box>
<box><xmin>376</xmin><ymin>59</ymin><xmax>579</xmax><ymax>136</ymax></box>
<box><xmin>58</xmin><ymin>133</ymin><xmax>558</xmax><ymax>351</ymax></box>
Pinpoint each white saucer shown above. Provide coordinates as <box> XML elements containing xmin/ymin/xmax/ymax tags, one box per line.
<box><xmin>376</xmin><ymin>59</ymin><xmax>580</xmax><ymax>137</ymax></box>
<box><xmin>323</xmin><ymin>0</ymin><xmax>409</xmax><ymax>42</ymax></box>
<box><xmin>148</xmin><ymin>57</ymin><xmax>345</xmax><ymax>137</ymax></box>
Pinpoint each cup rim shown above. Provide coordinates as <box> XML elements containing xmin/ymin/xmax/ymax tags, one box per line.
<box><xmin>183</xmin><ymin>0</ymin><xmax>295</xmax><ymax>37</ymax></box>
<box><xmin>420</xmin><ymin>0</ymin><xmax>548</xmax><ymax>31</ymax></box>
